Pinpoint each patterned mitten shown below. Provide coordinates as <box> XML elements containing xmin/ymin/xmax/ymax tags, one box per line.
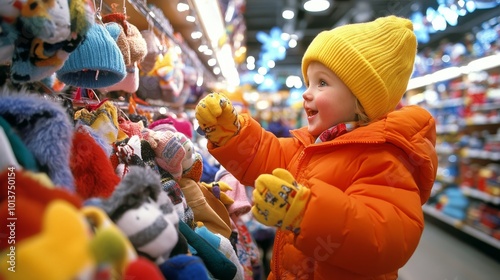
<box><xmin>200</xmin><ymin>181</ymin><xmax>234</xmax><ymax>206</ymax></box>
<box><xmin>252</xmin><ymin>168</ymin><xmax>311</xmax><ymax>234</ymax></box>
<box><xmin>195</xmin><ymin>92</ymin><xmax>242</xmax><ymax>147</ymax></box>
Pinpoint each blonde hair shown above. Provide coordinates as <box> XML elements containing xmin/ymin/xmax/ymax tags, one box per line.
<box><xmin>355</xmin><ymin>99</ymin><xmax>370</xmax><ymax>126</ymax></box>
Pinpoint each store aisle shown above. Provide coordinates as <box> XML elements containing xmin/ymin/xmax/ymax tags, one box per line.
<box><xmin>399</xmin><ymin>219</ymin><xmax>500</xmax><ymax>280</ymax></box>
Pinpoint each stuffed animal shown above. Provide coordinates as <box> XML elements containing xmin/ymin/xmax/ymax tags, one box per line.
<box><xmin>0</xmin><ymin>200</ymin><xmax>96</xmax><ymax>280</ymax></box>
<box><xmin>101</xmin><ymin>165</ymin><xmax>188</xmax><ymax>265</ymax></box>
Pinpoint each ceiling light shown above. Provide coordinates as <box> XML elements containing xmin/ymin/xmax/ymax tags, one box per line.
<box><xmin>193</xmin><ymin>0</ymin><xmax>225</xmax><ymax>49</ymax></box>
<box><xmin>186</xmin><ymin>15</ymin><xmax>196</xmax><ymax>22</ymax></box>
<box><xmin>282</xmin><ymin>9</ymin><xmax>295</xmax><ymax>19</ymax></box>
<box><xmin>191</xmin><ymin>31</ymin><xmax>203</xmax><ymax>39</ymax></box>
<box><xmin>207</xmin><ymin>58</ymin><xmax>217</xmax><ymax>66</ymax></box>
<box><xmin>198</xmin><ymin>44</ymin><xmax>208</xmax><ymax>52</ymax></box>
<box><xmin>303</xmin><ymin>0</ymin><xmax>331</xmax><ymax>12</ymax></box>
<box><xmin>177</xmin><ymin>1</ymin><xmax>189</xmax><ymax>12</ymax></box>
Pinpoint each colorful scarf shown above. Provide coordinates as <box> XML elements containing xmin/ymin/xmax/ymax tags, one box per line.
<box><xmin>315</xmin><ymin>122</ymin><xmax>357</xmax><ymax>143</ymax></box>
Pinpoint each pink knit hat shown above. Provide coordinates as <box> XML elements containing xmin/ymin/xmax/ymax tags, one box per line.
<box><xmin>167</xmin><ymin>116</ymin><xmax>193</xmax><ymax>140</ymax></box>
<box><xmin>153</xmin><ymin>130</ymin><xmax>185</xmax><ymax>180</ymax></box>
<box><xmin>148</xmin><ymin>118</ymin><xmax>177</xmax><ymax>133</ymax></box>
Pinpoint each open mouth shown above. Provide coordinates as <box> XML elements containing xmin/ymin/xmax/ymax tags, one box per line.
<box><xmin>306</xmin><ymin>108</ymin><xmax>318</xmax><ymax>118</ymax></box>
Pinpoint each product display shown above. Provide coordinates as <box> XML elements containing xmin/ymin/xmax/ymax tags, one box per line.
<box><xmin>406</xmin><ymin>40</ymin><xmax>500</xmax><ymax>250</ymax></box>
<box><xmin>1</xmin><ymin>0</ymin><xmax>499</xmax><ymax>278</ymax></box>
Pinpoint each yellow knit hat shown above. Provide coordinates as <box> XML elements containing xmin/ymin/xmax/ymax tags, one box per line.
<box><xmin>301</xmin><ymin>16</ymin><xmax>417</xmax><ymax>121</ymax></box>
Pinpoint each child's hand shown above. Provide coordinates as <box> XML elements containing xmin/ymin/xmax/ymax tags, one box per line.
<box><xmin>252</xmin><ymin>168</ymin><xmax>311</xmax><ymax>234</ymax></box>
<box><xmin>195</xmin><ymin>93</ymin><xmax>242</xmax><ymax>147</ymax></box>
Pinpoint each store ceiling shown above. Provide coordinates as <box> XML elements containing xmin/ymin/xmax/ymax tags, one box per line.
<box><xmin>113</xmin><ymin>0</ymin><xmax>500</xmax><ymax>87</ymax></box>
<box><xmin>244</xmin><ymin>0</ymin><xmax>418</xmax><ymax>77</ymax></box>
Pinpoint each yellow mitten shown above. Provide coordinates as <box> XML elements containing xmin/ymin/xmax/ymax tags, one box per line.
<box><xmin>195</xmin><ymin>92</ymin><xmax>242</xmax><ymax>147</ymax></box>
<box><xmin>252</xmin><ymin>168</ymin><xmax>311</xmax><ymax>234</ymax></box>
<box><xmin>201</xmin><ymin>181</ymin><xmax>235</xmax><ymax>206</ymax></box>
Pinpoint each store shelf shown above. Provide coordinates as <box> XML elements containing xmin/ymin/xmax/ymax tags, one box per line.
<box><xmin>460</xmin><ymin>186</ymin><xmax>500</xmax><ymax>205</ymax></box>
<box><xmin>422</xmin><ymin>204</ymin><xmax>500</xmax><ymax>249</ymax></box>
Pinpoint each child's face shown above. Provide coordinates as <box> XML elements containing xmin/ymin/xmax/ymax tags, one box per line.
<box><xmin>303</xmin><ymin>62</ymin><xmax>357</xmax><ymax>137</ymax></box>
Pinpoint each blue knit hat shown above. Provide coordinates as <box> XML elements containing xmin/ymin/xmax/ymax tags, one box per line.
<box><xmin>56</xmin><ymin>22</ymin><xmax>126</xmax><ymax>88</ymax></box>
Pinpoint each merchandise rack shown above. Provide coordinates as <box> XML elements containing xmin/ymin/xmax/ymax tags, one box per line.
<box><xmin>407</xmin><ymin>54</ymin><xmax>500</xmax><ymax>251</ymax></box>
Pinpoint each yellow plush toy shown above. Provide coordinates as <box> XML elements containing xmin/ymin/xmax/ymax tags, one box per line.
<box><xmin>82</xmin><ymin>205</ymin><xmax>138</xmax><ymax>279</ymax></box>
<box><xmin>0</xmin><ymin>200</ymin><xmax>142</xmax><ymax>280</ymax></box>
<box><xmin>0</xmin><ymin>200</ymin><xmax>96</xmax><ymax>280</ymax></box>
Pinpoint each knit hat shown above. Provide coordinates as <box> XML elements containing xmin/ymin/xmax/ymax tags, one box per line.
<box><xmin>98</xmin><ymin>13</ymin><xmax>147</xmax><ymax>94</ymax></box>
<box><xmin>101</xmin><ymin>13</ymin><xmax>148</xmax><ymax>67</ymax></box>
<box><xmin>167</xmin><ymin>116</ymin><xmax>194</xmax><ymax>140</ymax></box>
<box><xmin>153</xmin><ymin>130</ymin><xmax>186</xmax><ymax>180</ymax></box>
<box><xmin>149</xmin><ymin>118</ymin><xmax>177</xmax><ymax>133</ymax></box>
<box><xmin>139</xmin><ymin>30</ymin><xmax>162</xmax><ymax>73</ymax></box>
<box><xmin>74</xmin><ymin>99</ymin><xmax>128</xmax><ymax>144</ymax></box>
<box><xmin>57</xmin><ymin>22</ymin><xmax>126</xmax><ymax>88</ymax></box>
<box><xmin>99</xmin><ymin>63</ymin><xmax>141</xmax><ymax>93</ymax></box>
<box><xmin>301</xmin><ymin>16</ymin><xmax>417</xmax><ymax>121</ymax></box>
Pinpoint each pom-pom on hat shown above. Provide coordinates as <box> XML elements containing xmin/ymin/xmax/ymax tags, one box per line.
<box><xmin>301</xmin><ymin>15</ymin><xmax>417</xmax><ymax>121</ymax></box>
<box><xmin>57</xmin><ymin>22</ymin><xmax>126</xmax><ymax>88</ymax></box>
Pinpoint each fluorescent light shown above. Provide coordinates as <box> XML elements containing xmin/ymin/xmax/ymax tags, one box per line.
<box><xmin>303</xmin><ymin>0</ymin><xmax>330</xmax><ymax>12</ymax></box>
<box><xmin>216</xmin><ymin>43</ymin><xmax>240</xmax><ymax>87</ymax></box>
<box><xmin>193</xmin><ymin>0</ymin><xmax>225</xmax><ymax>49</ymax></box>
<box><xmin>193</xmin><ymin>0</ymin><xmax>239</xmax><ymax>86</ymax></box>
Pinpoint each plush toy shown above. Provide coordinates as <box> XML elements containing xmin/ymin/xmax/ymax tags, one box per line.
<box><xmin>0</xmin><ymin>91</ymin><xmax>75</xmax><ymax>190</ymax></box>
<box><xmin>81</xmin><ymin>205</ymin><xmax>138</xmax><ymax>278</ymax></box>
<box><xmin>0</xmin><ymin>200</ymin><xmax>96</xmax><ymax>280</ymax></box>
<box><xmin>101</xmin><ymin>165</ymin><xmax>188</xmax><ymax>265</ymax></box>
<box><xmin>70</xmin><ymin>125</ymin><xmax>121</xmax><ymax>199</ymax></box>
<box><xmin>0</xmin><ymin>169</ymin><xmax>82</xmax><ymax>252</ymax></box>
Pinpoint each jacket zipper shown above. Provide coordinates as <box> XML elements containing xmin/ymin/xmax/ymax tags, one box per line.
<box><xmin>273</xmin><ymin>229</ymin><xmax>283</xmax><ymax>279</ymax></box>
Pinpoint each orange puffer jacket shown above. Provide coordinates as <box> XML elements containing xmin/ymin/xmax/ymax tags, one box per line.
<box><xmin>208</xmin><ymin>105</ymin><xmax>438</xmax><ymax>280</ymax></box>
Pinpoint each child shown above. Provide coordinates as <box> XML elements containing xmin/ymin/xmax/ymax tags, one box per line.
<box><xmin>195</xmin><ymin>16</ymin><xmax>438</xmax><ymax>280</ymax></box>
